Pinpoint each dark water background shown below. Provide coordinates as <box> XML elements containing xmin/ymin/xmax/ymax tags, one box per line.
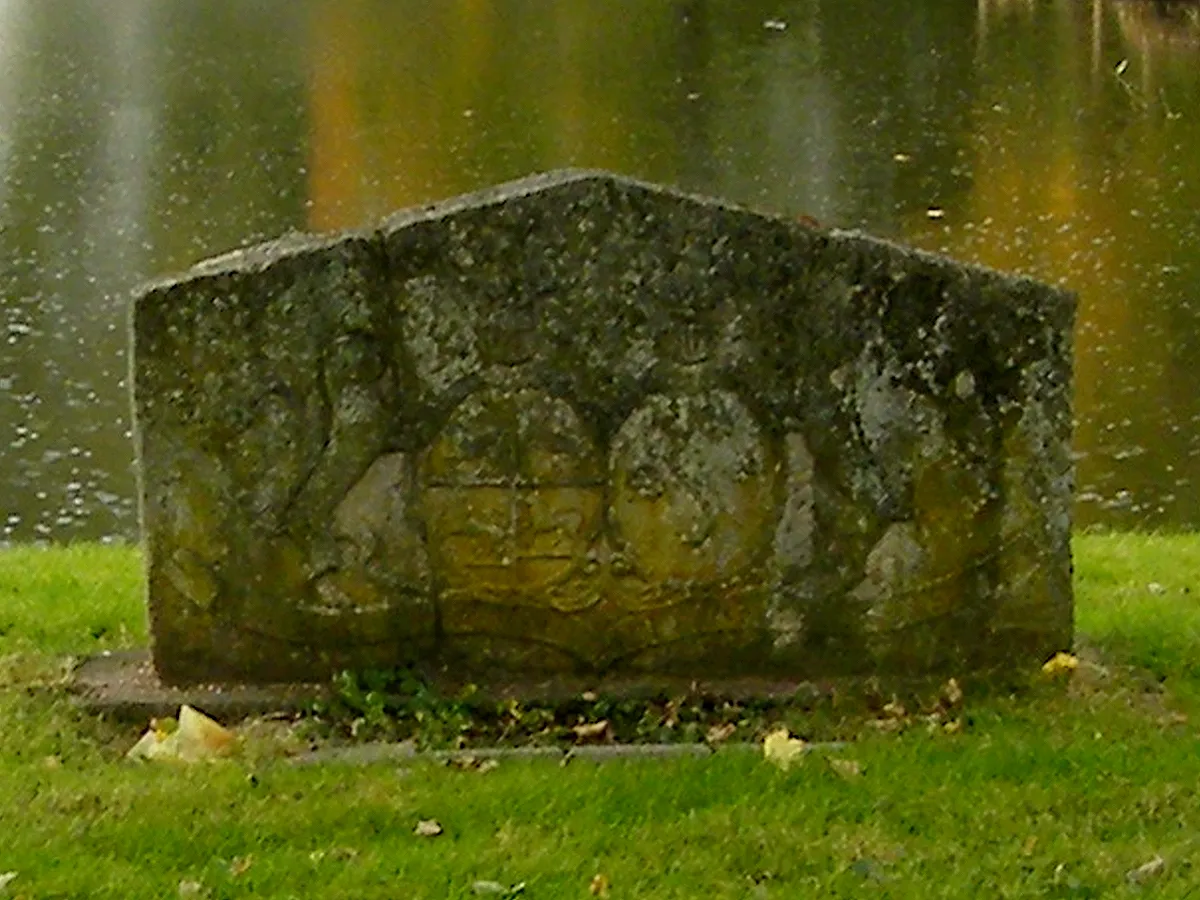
<box><xmin>0</xmin><ymin>0</ymin><xmax>1197</xmax><ymax>542</ymax></box>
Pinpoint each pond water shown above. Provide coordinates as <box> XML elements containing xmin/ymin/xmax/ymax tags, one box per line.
<box><xmin>0</xmin><ymin>0</ymin><xmax>1197</xmax><ymax>542</ymax></box>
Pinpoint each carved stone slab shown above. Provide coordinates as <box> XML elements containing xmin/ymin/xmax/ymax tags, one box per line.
<box><xmin>131</xmin><ymin>170</ymin><xmax>1074</xmax><ymax>685</ymax></box>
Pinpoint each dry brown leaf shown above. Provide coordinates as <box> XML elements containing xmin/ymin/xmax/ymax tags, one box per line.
<box><xmin>828</xmin><ymin>758</ymin><xmax>862</xmax><ymax>779</ymax></box>
<box><xmin>309</xmin><ymin>846</ymin><xmax>359</xmax><ymax>864</ymax></box>
<box><xmin>414</xmin><ymin>819</ymin><xmax>444</xmax><ymax>837</ymax></box>
<box><xmin>471</xmin><ymin>881</ymin><xmax>526</xmax><ymax>896</ymax></box>
<box><xmin>448</xmin><ymin>755</ymin><xmax>499</xmax><ymax>773</ymax></box>
<box><xmin>662</xmin><ymin>701</ymin><xmax>680</xmax><ymax>729</ymax></box>
<box><xmin>1126</xmin><ymin>855</ymin><xmax>1166</xmax><ymax>884</ymax></box>
<box><xmin>941</xmin><ymin>678</ymin><xmax>964</xmax><ymax>709</ymax></box>
<box><xmin>572</xmin><ymin>720</ymin><xmax>612</xmax><ymax>743</ymax></box>
<box><xmin>229</xmin><ymin>856</ymin><xmax>253</xmax><ymax>878</ymax></box>
<box><xmin>706</xmin><ymin>723</ymin><xmax>736</xmax><ymax>744</ymax></box>
<box><xmin>881</xmin><ymin>699</ymin><xmax>907</xmax><ymax>720</ymax></box>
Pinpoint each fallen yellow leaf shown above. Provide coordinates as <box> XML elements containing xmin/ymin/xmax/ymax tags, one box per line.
<box><xmin>763</xmin><ymin>728</ymin><xmax>807</xmax><ymax>770</ymax></box>
<box><xmin>1041</xmin><ymin>652</ymin><xmax>1079</xmax><ymax>677</ymax></box>
<box><xmin>127</xmin><ymin>706</ymin><xmax>235</xmax><ymax>763</ymax></box>
<box><xmin>589</xmin><ymin>873</ymin><xmax>611</xmax><ymax>897</ymax></box>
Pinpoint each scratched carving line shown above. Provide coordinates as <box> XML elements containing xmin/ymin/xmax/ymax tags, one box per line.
<box><xmin>864</xmin><ymin>520</ymin><xmax>1054</xmax><ymax>599</ymax></box>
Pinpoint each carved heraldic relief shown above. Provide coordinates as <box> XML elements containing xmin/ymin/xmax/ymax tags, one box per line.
<box><xmin>132</xmin><ymin>170</ymin><xmax>1075</xmax><ymax>685</ymax></box>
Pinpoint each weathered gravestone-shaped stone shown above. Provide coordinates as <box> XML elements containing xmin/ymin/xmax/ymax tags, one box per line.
<box><xmin>132</xmin><ymin>170</ymin><xmax>1074</xmax><ymax>686</ymax></box>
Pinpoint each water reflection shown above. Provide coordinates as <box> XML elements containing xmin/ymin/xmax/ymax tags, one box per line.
<box><xmin>931</xmin><ymin>0</ymin><xmax>1200</xmax><ymax>529</ymax></box>
<box><xmin>0</xmin><ymin>0</ymin><xmax>1197</xmax><ymax>541</ymax></box>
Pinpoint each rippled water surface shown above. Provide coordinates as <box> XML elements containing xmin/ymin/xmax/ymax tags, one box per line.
<box><xmin>1</xmin><ymin>0</ymin><xmax>1198</xmax><ymax>541</ymax></box>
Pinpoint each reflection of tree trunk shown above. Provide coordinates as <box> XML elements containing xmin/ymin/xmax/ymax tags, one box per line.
<box><xmin>308</xmin><ymin>1</ymin><xmax>365</xmax><ymax>232</ymax></box>
<box><xmin>784</xmin><ymin>16</ymin><xmax>839</xmax><ymax>224</ymax></box>
<box><xmin>0</xmin><ymin>0</ymin><xmax>30</xmax><ymax>213</ymax></box>
<box><xmin>675</xmin><ymin>0</ymin><xmax>714</xmax><ymax>188</ymax></box>
<box><xmin>86</xmin><ymin>0</ymin><xmax>155</xmax><ymax>295</ymax></box>
<box><xmin>0</xmin><ymin>0</ymin><xmax>163</xmax><ymax>541</ymax></box>
<box><xmin>977</xmin><ymin>0</ymin><xmax>988</xmax><ymax>56</ymax></box>
<box><xmin>1111</xmin><ymin>0</ymin><xmax>1200</xmax><ymax>75</ymax></box>
<box><xmin>551</xmin><ymin>3</ymin><xmax>588</xmax><ymax>164</ymax></box>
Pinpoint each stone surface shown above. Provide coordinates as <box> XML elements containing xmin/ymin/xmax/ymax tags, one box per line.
<box><xmin>132</xmin><ymin>169</ymin><xmax>1075</xmax><ymax>686</ymax></box>
<box><xmin>71</xmin><ymin>650</ymin><xmax>326</xmax><ymax>720</ymax></box>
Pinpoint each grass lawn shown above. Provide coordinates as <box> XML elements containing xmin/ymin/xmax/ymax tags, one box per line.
<box><xmin>2</xmin><ymin>535</ymin><xmax>1200</xmax><ymax>898</ymax></box>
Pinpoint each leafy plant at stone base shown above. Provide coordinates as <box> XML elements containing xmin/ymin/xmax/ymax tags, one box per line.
<box><xmin>303</xmin><ymin>665</ymin><xmax>985</xmax><ymax>750</ymax></box>
<box><xmin>312</xmin><ymin>668</ymin><xmax>480</xmax><ymax>745</ymax></box>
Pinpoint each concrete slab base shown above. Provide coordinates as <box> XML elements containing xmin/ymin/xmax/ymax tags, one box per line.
<box><xmin>70</xmin><ymin>649</ymin><xmax>327</xmax><ymax>721</ymax></box>
<box><xmin>69</xmin><ymin>647</ymin><xmax>844</xmax><ymax>723</ymax></box>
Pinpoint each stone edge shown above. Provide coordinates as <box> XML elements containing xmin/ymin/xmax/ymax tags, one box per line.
<box><xmin>132</xmin><ymin>168</ymin><xmax>1076</xmax><ymax>316</ymax></box>
<box><xmin>71</xmin><ymin>647</ymin><xmax>1018</xmax><ymax>721</ymax></box>
<box><xmin>70</xmin><ymin>649</ymin><xmax>329</xmax><ymax>721</ymax></box>
<box><xmin>289</xmin><ymin>739</ymin><xmax>846</xmax><ymax>767</ymax></box>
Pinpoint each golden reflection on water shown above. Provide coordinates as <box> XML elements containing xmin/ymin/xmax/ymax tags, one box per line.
<box><xmin>0</xmin><ymin>0</ymin><xmax>1198</xmax><ymax>539</ymax></box>
<box><xmin>300</xmin><ymin>0</ymin><xmax>1198</xmax><ymax>529</ymax></box>
<box><xmin>911</xmin><ymin>0</ymin><xmax>1199</xmax><ymax>527</ymax></box>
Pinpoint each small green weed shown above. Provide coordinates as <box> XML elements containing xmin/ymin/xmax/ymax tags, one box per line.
<box><xmin>311</xmin><ymin>664</ymin><xmax>986</xmax><ymax>751</ymax></box>
<box><xmin>317</xmin><ymin>668</ymin><xmax>482</xmax><ymax>745</ymax></box>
